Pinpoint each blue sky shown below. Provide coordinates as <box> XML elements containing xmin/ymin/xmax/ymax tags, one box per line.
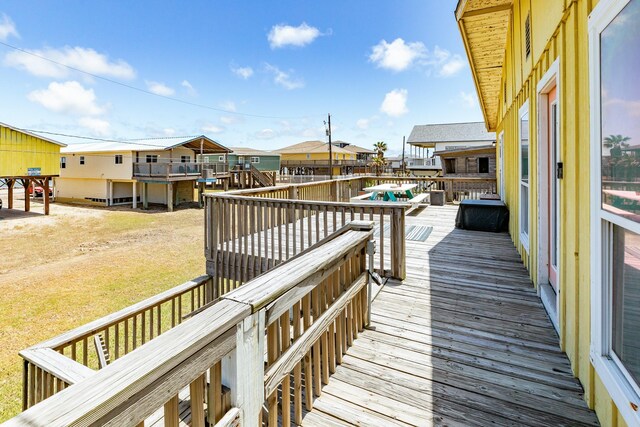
<box><xmin>0</xmin><ymin>1</ymin><xmax>483</xmax><ymax>155</ymax></box>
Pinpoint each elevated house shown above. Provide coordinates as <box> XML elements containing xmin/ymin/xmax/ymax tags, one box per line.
<box><xmin>275</xmin><ymin>140</ymin><xmax>358</xmax><ymax>176</ymax></box>
<box><xmin>436</xmin><ymin>145</ymin><xmax>496</xmax><ymax>178</ymax></box>
<box><xmin>456</xmin><ymin>0</ymin><xmax>640</xmax><ymax>424</ymax></box>
<box><xmin>55</xmin><ymin>136</ymin><xmax>230</xmax><ymax>211</ymax></box>
<box><xmin>0</xmin><ymin>122</ymin><xmax>66</xmax><ymax>215</ymax></box>
<box><xmin>200</xmin><ymin>147</ymin><xmax>280</xmax><ymax>188</ymax></box>
<box><xmin>331</xmin><ymin>141</ymin><xmax>375</xmax><ymax>173</ymax></box>
<box><xmin>407</xmin><ymin>122</ymin><xmax>496</xmax><ymax>175</ymax></box>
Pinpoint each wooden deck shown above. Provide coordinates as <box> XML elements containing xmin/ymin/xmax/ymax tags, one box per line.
<box><xmin>301</xmin><ymin>205</ymin><xmax>599</xmax><ymax>427</ymax></box>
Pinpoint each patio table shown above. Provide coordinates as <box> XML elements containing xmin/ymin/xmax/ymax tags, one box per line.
<box><xmin>363</xmin><ymin>183</ymin><xmax>418</xmax><ymax>202</ymax></box>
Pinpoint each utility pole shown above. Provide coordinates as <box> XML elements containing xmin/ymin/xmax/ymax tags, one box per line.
<box><xmin>325</xmin><ymin>113</ymin><xmax>333</xmax><ymax>179</ymax></box>
<box><xmin>401</xmin><ymin>136</ymin><xmax>406</xmax><ymax>176</ymax></box>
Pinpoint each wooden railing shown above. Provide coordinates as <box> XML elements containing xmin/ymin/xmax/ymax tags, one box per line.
<box><xmin>20</xmin><ymin>276</ymin><xmax>213</xmax><ymax>409</ymax></box>
<box><xmin>6</xmin><ymin>222</ymin><xmax>374</xmax><ymax>427</ymax></box>
<box><xmin>361</xmin><ymin>176</ymin><xmax>497</xmax><ymax>201</ymax></box>
<box><xmin>205</xmin><ymin>187</ymin><xmax>406</xmax><ymax>286</ymax></box>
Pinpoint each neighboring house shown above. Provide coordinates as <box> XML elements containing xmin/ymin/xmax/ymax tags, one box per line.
<box><xmin>435</xmin><ymin>145</ymin><xmax>496</xmax><ymax>178</ymax></box>
<box><xmin>56</xmin><ymin>136</ymin><xmax>230</xmax><ymax>211</ymax></box>
<box><xmin>0</xmin><ymin>122</ymin><xmax>66</xmax><ymax>215</ymax></box>
<box><xmin>274</xmin><ymin>140</ymin><xmax>358</xmax><ymax>176</ymax></box>
<box><xmin>332</xmin><ymin>141</ymin><xmax>375</xmax><ymax>170</ymax></box>
<box><xmin>201</xmin><ymin>147</ymin><xmax>281</xmax><ymax>172</ymax></box>
<box><xmin>407</xmin><ymin>122</ymin><xmax>496</xmax><ymax>175</ymax></box>
<box><xmin>456</xmin><ymin>0</ymin><xmax>639</xmax><ymax>425</ymax></box>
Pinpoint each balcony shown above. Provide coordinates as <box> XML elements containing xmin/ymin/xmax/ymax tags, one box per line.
<box><xmin>281</xmin><ymin>159</ymin><xmax>365</xmax><ymax>168</ymax></box>
<box><xmin>132</xmin><ymin>162</ymin><xmax>229</xmax><ymax>180</ymax></box>
<box><xmin>7</xmin><ymin>176</ymin><xmax>598</xmax><ymax>427</ymax></box>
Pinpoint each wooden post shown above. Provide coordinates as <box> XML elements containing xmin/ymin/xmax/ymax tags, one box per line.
<box><xmin>288</xmin><ymin>185</ymin><xmax>298</xmax><ymax>200</ymax></box>
<box><xmin>390</xmin><ymin>208</ymin><xmax>406</xmax><ymax>280</ymax></box>
<box><xmin>132</xmin><ymin>182</ymin><xmax>138</xmax><ymax>209</ymax></box>
<box><xmin>330</xmin><ymin>180</ymin><xmax>339</xmax><ymax>202</ymax></box>
<box><xmin>8</xmin><ymin>178</ymin><xmax>14</xmax><ymax>209</ymax></box>
<box><xmin>167</xmin><ymin>182</ymin><xmax>174</xmax><ymax>212</ymax></box>
<box><xmin>222</xmin><ymin>311</ymin><xmax>265</xmax><ymax>427</ymax></box>
<box><xmin>143</xmin><ymin>183</ymin><xmax>148</xmax><ymax>210</ymax></box>
<box><xmin>198</xmin><ymin>182</ymin><xmax>204</xmax><ymax>208</ymax></box>
<box><xmin>23</xmin><ymin>179</ymin><xmax>31</xmax><ymax>212</ymax></box>
<box><xmin>44</xmin><ymin>178</ymin><xmax>50</xmax><ymax>215</ymax></box>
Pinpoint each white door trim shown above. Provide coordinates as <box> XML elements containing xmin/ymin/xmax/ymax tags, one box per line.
<box><xmin>498</xmin><ymin>131</ymin><xmax>505</xmax><ymax>202</ymax></box>
<box><xmin>536</xmin><ymin>58</ymin><xmax>561</xmax><ymax>332</ymax></box>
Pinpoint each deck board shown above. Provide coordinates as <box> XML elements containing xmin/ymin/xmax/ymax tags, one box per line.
<box><xmin>301</xmin><ymin>205</ymin><xmax>599</xmax><ymax>427</ymax></box>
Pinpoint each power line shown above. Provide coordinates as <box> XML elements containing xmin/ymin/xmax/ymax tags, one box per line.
<box><xmin>19</xmin><ymin>128</ymin><xmax>202</xmax><ymax>148</ymax></box>
<box><xmin>0</xmin><ymin>40</ymin><xmax>323</xmax><ymax>120</ymax></box>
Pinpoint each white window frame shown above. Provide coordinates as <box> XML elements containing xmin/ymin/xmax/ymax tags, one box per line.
<box><xmin>498</xmin><ymin>131</ymin><xmax>505</xmax><ymax>201</ymax></box>
<box><xmin>589</xmin><ymin>0</ymin><xmax>640</xmax><ymax>424</ymax></box>
<box><xmin>218</xmin><ymin>155</ymin><xmax>225</xmax><ymax>162</ymax></box>
<box><xmin>181</xmin><ymin>155</ymin><xmax>191</xmax><ymax>163</ymax></box>
<box><xmin>60</xmin><ymin>156</ymin><xmax>66</xmax><ymax>169</ymax></box>
<box><xmin>79</xmin><ymin>156</ymin><xmax>85</xmax><ymax>165</ymax></box>
<box><xmin>519</xmin><ymin>100</ymin><xmax>530</xmax><ymax>252</ymax></box>
<box><xmin>250</xmin><ymin>156</ymin><xmax>260</xmax><ymax>164</ymax></box>
<box><xmin>115</xmin><ymin>154</ymin><xmax>123</xmax><ymax>165</ymax></box>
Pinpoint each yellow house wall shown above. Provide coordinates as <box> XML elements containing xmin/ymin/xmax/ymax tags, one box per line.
<box><xmin>279</xmin><ymin>152</ymin><xmax>356</xmax><ymax>161</ymax></box>
<box><xmin>0</xmin><ymin>126</ymin><xmax>61</xmax><ymax>177</ymax></box>
<box><xmin>495</xmin><ymin>0</ymin><xmax>626</xmax><ymax>425</ymax></box>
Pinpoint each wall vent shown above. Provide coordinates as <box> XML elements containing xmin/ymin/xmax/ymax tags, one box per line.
<box><xmin>525</xmin><ymin>13</ymin><xmax>531</xmax><ymax>59</ymax></box>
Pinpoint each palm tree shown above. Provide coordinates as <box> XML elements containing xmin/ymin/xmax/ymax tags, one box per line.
<box><xmin>603</xmin><ymin>134</ymin><xmax>631</xmax><ymax>148</ymax></box>
<box><xmin>371</xmin><ymin>156</ymin><xmax>386</xmax><ymax>176</ymax></box>
<box><xmin>373</xmin><ymin>141</ymin><xmax>387</xmax><ymax>159</ymax></box>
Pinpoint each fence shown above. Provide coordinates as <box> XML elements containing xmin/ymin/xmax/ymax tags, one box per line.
<box><xmin>7</xmin><ymin>222</ymin><xmax>374</xmax><ymax>427</ymax></box>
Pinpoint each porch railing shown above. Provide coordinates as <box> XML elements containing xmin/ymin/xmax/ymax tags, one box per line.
<box><xmin>20</xmin><ymin>276</ymin><xmax>213</xmax><ymax>409</ymax></box>
<box><xmin>133</xmin><ymin>162</ymin><xmax>230</xmax><ymax>179</ymax></box>
<box><xmin>6</xmin><ymin>222</ymin><xmax>374</xmax><ymax>427</ymax></box>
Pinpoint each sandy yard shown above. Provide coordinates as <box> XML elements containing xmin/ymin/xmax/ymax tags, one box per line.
<box><xmin>0</xmin><ymin>189</ymin><xmax>206</xmax><ymax>421</ymax></box>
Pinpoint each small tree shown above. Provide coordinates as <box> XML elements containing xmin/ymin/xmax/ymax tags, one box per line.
<box><xmin>371</xmin><ymin>141</ymin><xmax>388</xmax><ymax>175</ymax></box>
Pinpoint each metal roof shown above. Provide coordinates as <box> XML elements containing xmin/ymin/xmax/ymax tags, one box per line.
<box><xmin>407</xmin><ymin>122</ymin><xmax>495</xmax><ymax>145</ymax></box>
<box><xmin>62</xmin><ymin>135</ymin><xmax>230</xmax><ymax>154</ymax></box>
<box><xmin>274</xmin><ymin>140</ymin><xmax>354</xmax><ymax>155</ymax></box>
<box><xmin>0</xmin><ymin>122</ymin><xmax>67</xmax><ymax>147</ymax></box>
<box><xmin>228</xmin><ymin>147</ymin><xmax>280</xmax><ymax>157</ymax></box>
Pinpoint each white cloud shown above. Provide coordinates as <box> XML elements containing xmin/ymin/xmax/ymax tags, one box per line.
<box><xmin>220</xmin><ymin>115</ymin><xmax>241</xmax><ymax>125</ymax></box>
<box><xmin>460</xmin><ymin>91</ymin><xmax>477</xmax><ymax>108</ymax></box>
<box><xmin>220</xmin><ymin>101</ymin><xmax>237</xmax><ymax>112</ymax></box>
<box><xmin>264</xmin><ymin>63</ymin><xmax>304</xmax><ymax>90</ymax></box>
<box><xmin>79</xmin><ymin>117</ymin><xmax>110</xmax><ymax>136</ymax></box>
<box><xmin>268</xmin><ymin>23</ymin><xmax>323</xmax><ymax>49</ymax></box>
<box><xmin>380</xmin><ymin>89</ymin><xmax>408</xmax><ymax>117</ymax></box>
<box><xmin>231</xmin><ymin>65</ymin><xmax>254</xmax><ymax>79</ymax></box>
<box><xmin>439</xmin><ymin>55</ymin><xmax>466</xmax><ymax>77</ymax></box>
<box><xmin>369</xmin><ymin>38</ymin><xmax>426</xmax><ymax>72</ymax></box>
<box><xmin>356</xmin><ymin>118</ymin><xmax>370</xmax><ymax>130</ymax></box>
<box><xmin>256</xmin><ymin>128</ymin><xmax>277</xmax><ymax>139</ymax></box>
<box><xmin>181</xmin><ymin>80</ymin><xmax>196</xmax><ymax>96</ymax></box>
<box><xmin>0</xmin><ymin>13</ymin><xmax>19</xmax><ymax>41</ymax></box>
<box><xmin>28</xmin><ymin>81</ymin><xmax>104</xmax><ymax>115</ymax></box>
<box><xmin>163</xmin><ymin>128</ymin><xmax>176</xmax><ymax>136</ymax></box>
<box><xmin>202</xmin><ymin>124</ymin><xmax>225</xmax><ymax>134</ymax></box>
<box><xmin>145</xmin><ymin>81</ymin><xmax>175</xmax><ymax>96</ymax></box>
<box><xmin>4</xmin><ymin>46</ymin><xmax>135</xmax><ymax>79</ymax></box>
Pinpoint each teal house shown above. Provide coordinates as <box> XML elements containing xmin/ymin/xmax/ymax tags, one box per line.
<box><xmin>201</xmin><ymin>147</ymin><xmax>280</xmax><ymax>172</ymax></box>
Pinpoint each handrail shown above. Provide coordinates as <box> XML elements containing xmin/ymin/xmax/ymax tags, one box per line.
<box><xmin>5</xmin><ymin>222</ymin><xmax>374</xmax><ymax>427</ymax></box>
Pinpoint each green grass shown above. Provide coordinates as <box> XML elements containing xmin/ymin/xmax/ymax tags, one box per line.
<box><xmin>0</xmin><ymin>205</ymin><xmax>206</xmax><ymax>421</ymax></box>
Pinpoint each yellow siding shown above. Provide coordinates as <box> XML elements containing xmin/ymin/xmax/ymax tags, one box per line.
<box><xmin>279</xmin><ymin>152</ymin><xmax>356</xmax><ymax>161</ymax></box>
<box><xmin>495</xmin><ymin>0</ymin><xmax>627</xmax><ymax>425</ymax></box>
<box><xmin>0</xmin><ymin>125</ymin><xmax>62</xmax><ymax>177</ymax></box>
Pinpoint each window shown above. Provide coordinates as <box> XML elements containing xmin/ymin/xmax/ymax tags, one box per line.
<box><xmin>590</xmin><ymin>0</ymin><xmax>640</xmax><ymax>423</ymax></box>
<box><xmin>479</xmin><ymin>157</ymin><xmax>489</xmax><ymax>174</ymax></box>
<box><xmin>146</xmin><ymin>154</ymin><xmax>158</xmax><ymax>163</ymax></box>
<box><xmin>444</xmin><ymin>158</ymin><xmax>456</xmax><ymax>174</ymax></box>
<box><xmin>115</xmin><ymin>155</ymin><xmax>123</xmax><ymax>164</ymax></box>
<box><xmin>218</xmin><ymin>155</ymin><xmax>225</xmax><ymax>162</ymax></box>
<box><xmin>519</xmin><ymin>101</ymin><xmax>530</xmax><ymax>251</ymax></box>
<box><xmin>203</xmin><ymin>156</ymin><xmax>210</xmax><ymax>163</ymax></box>
<box><xmin>306</xmin><ymin>154</ymin><xmax>311</xmax><ymax>159</ymax></box>
<box><xmin>60</xmin><ymin>157</ymin><xmax>66</xmax><ymax>169</ymax></box>
<box><xmin>181</xmin><ymin>155</ymin><xmax>190</xmax><ymax>163</ymax></box>
<box><xmin>250</xmin><ymin>157</ymin><xmax>260</xmax><ymax>163</ymax></box>
<box><xmin>79</xmin><ymin>156</ymin><xmax>85</xmax><ymax>165</ymax></box>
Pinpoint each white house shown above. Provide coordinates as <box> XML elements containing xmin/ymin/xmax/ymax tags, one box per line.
<box><xmin>55</xmin><ymin>136</ymin><xmax>230</xmax><ymax>211</ymax></box>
